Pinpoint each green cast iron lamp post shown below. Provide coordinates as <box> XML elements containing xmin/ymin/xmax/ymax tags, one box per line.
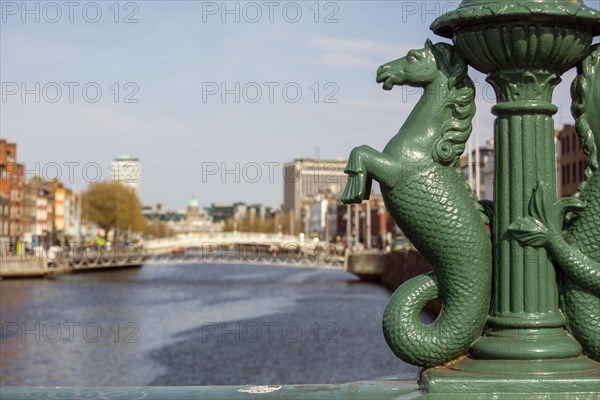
<box><xmin>428</xmin><ymin>0</ymin><xmax>600</xmax><ymax>393</ymax></box>
<box><xmin>342</xmin><ymin>0</ymin><xmax>599</xmax><ymax>396</ymax></box>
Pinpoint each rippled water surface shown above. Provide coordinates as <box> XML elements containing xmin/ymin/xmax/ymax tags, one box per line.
<box><xmin>0</xmin><ymin>263</ymin><xmax>418</xmax><ymax>386</ymax></box>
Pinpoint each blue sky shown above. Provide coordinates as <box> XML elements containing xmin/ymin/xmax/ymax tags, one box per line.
<box><xmin>2</xmin><ymin>0</ymin><xmax>599</xmax><ymax>210</ymax></box>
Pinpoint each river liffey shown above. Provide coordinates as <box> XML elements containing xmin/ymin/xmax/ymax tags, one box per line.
<box><xmin>0</xmin><ymin>262</ymin><xmax>418</xmax><ymax>386</ymax></box>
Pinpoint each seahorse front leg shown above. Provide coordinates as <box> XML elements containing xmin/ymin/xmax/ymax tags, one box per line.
<box><xmin>341</xmin><ymin>145</ymin><xmax>400</xmax><ymax>204</ymax></box>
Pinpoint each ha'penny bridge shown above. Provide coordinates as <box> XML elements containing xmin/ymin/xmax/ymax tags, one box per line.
<box><xmin>0</xmin><ymin>233</ymin><xmax>345</xmax><ymax>278</ymax></box>
<box><xmin>143</xmin><ymin>233</ymin><xmax>345</xmax><ymax>268</ymax></box>
<box><xmin>144</xmin><ymin>233</ymin><xmax>310</xmax><ymax>257</ymax></box>
<box><xmin>2</xmin><ymin>0</ymin><xmax>599</xmax><ymax>398</ymax></box>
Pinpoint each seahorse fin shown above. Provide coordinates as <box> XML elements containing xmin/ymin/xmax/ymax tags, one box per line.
<box><xmin>528</xmin><ymin>182</ymin><xmax>585</xmax><ymax>232</ymax></box>
<box><xmin>509</xmin><ymin>218</ymin><xmax>550</xmax><ymax>247</ymax></box>
<box><xmin>510</xmin><ymin>182</ymin><xmax>585</xmax><ymax>247</ymax></box>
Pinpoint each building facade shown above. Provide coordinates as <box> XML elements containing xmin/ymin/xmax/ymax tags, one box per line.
<box><xmin>0</xmin><ymin>139</ymin><xmax>25</xmax><ymax>241</ymax></box>
<box><xmin>308</xmin><ymin>196</ymin><xmax>334</xmax><ymax>241</ymax></box>
<box><xmin>143</xmin><ymin>199</ymin><xmax>222</xmax><ymax>236</ymax></box>
<box><xmin>54</xmin><ymin>182</ymin><xmax>66</xmax><ymax>234</ymax></box>
<box><xmin>24</xmin><ymin>178</ymin><xmax>54</xmax><ymax>244</ymax></box>
<box><xmin>0</xmin><ymin>192</ymin><xmax>9</xmax><ymax>238</ymax></box>
<box><xmin>283</xmin><ymin>158</ymin><xmax>348</xmax><ymax>216</ymax></box>
<box><xmin>111</xmin><ymin>154</ymin><xmax>141</xmax><ymax>195</ymax></box>
<box><xmin>460</xmin><ymin>140</ymin><xmax>495</xmax><ymax>201</ymax></box>
<box><xmin>556</xmin><ymin>124</ymin><xmax>587</xmax><ymax>197</ymax></box>
<box><xmin>63</xmin><ymin>188</ymin><xmax>80</xmax><ymax>239</ymax></box>
<box><xmin>332</xmin><ymin>194</ymin><xmax>397</xmax><ymax>249</ymax></box>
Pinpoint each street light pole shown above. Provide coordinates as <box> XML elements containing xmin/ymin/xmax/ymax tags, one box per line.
<box><xmin>346</xmin><ymin>204</ymin><xmax>351</xmax><ymax>250</ymax></box>
<box><xmin>354</xmin><ymin>204</ymin><xmax>359</xmax><ymax>248</ymax></box>
<box><xmin>365</xmin><ymin>199</ymin><xmax>371</xmax><ymax>250</ymax></box>
<box><xmin>426</xmin><ymin>0</ymin><xmax>600</xmax><ymax>393</ymax></box>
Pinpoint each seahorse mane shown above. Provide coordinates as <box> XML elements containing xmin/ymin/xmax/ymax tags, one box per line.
<box><xmin>428</xmin><ymin>43</ymin><xmax>487</xmax><ymax>225</ymax></box>
<box><xmin>571</xmin><ymin>44</ymin><xmax>600</xmax><ymax>196</ymax></box>
<box><xmin>429</xmin><ymin>42</ymin><xmax>476</xmax><ymax>170</ymax></box>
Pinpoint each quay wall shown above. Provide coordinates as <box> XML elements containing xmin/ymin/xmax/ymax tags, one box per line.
<box><xmin>0</xmin><ymin>256</ymin><xmax>48</xmax><ymax>278</ymax></box>
<box><xmin>345</xmin><ymin>250</ymin><xmax>432</xmax><ymax>290</ymax></box>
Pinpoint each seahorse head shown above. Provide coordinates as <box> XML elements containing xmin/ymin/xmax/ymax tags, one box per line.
<box><xmin>377</xmin><ymin>40</ymin><xmax>476</xmax><ymax>169</ymax></box>
<box><xmin>376</xmin><ymin>39</ymin><xmax>470</xmax><ymax>91</ymax></box>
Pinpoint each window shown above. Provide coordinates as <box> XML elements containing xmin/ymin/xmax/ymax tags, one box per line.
<box><xmin>569</xmin><ymin>136</ymin><xmax>573</xmax><ymax>153</ymax></box>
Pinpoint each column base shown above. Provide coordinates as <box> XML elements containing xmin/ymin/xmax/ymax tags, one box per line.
<box><xmin>422</xmin><ymin>355</ymin><xmax>600</xmax><ymax>399</ymax></box>
<box><xmin>469</xmin><ymin>327</ymin><xmax>583</xmax><ymax>360</ymax></box>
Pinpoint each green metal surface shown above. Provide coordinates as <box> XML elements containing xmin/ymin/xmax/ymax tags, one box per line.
<box><xmin>340</xmin><ymin>0</ymin><xmax>600</xmax><ymax>396</ymax></box>
<box><xmin>431</xmin><ymin>0</ymin><xmax>600</xmax><ymax>41</ymax></box>
<box><xmin>509</xmin><ymin>45</ymin><xmax>600</xmax><ymax>362</ymax></box>
<box><xmin>434</xmin><ymin>0</ymin><xmax>598</xmax><ymax>366</ymax></box>
<box><xmin>4</xmin><ymin>380</ymin><xmax>600</xmax><ymax>400</ymax></box>
<box><xmin>341</xmin><ymin>40</ymin><xmax>493</xmax><ymax>368</ymax></box>
<box><xmin>5</xmin><ymin>380</ymin><xmax>600</xmax><ymax>400</ymax></box>
<box><xmin>0</xmin><ymin>380</ymin><xmax>422</xmax><ymax>400</ymax></box>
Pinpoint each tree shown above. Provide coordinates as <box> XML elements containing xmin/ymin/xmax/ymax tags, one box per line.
<box><xmin>222</xmin><ymin>211</ymin><xmax>301</xmax><ymax>235</ymax></box>
<box><xmin>82</xmin><ymin>182</ymin><xmax>146</xmax><ymax>236</ymax></box>
<box><xmin>144</xmin><ymin>220</ymin><xmax>174</xmax><ymax>238</ymax></box>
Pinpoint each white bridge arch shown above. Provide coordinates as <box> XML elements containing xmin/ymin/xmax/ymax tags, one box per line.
<box><xmin>145</xmin><ymin>233</ymin><xmax>316</xmax><ymax>257</ymax></box>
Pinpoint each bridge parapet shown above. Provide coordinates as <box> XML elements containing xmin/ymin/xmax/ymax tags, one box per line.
<box><xmin>143</xmin><ymin>233</ymin><xmax>309</xmax><ymax>257</ymax></box>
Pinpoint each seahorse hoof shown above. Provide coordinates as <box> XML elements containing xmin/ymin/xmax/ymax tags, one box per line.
<box><xmin>341</xmin><ymin>174</ymin><xmax>365</xmax><ymax>204</ymax></box>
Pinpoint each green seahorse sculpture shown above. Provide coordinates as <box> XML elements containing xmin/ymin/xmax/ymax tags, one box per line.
<box><xmin>341</xmin><ymin>40</ymin><xmax>492</xmax><ymax>368</ymax></box>
<box><xmin>510</xmin><ymin>45</ymin><xmax>600</xmax><ymax>361</ymax></box>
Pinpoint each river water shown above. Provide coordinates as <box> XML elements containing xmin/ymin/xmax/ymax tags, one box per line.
<box><xmin>0</xmin><ymin>262</ymin><xmax>418</xmax><ymax>386</ymax></box>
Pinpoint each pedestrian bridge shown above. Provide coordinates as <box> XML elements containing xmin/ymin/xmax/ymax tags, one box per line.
<box><xmin>143</xmin><ymin>233</ymin><xmax>345</xmax><ymax>268</ymax></box>
<box><xmin>144</xmin><ymin>233</ymin><xmax>309</xmax><ymax>256</ymax></box>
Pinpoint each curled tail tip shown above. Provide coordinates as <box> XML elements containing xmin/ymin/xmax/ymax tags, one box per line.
<box><xmin>382</xmin><ymin>273</ymin><xmax>487</xmax><ymax>368</ymax></box>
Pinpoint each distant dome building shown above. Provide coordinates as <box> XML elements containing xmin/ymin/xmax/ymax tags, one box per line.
<box><xmin>187</xmin><ymin>197</ymin><xmax>200</xmax><ymax>220</ymax></box>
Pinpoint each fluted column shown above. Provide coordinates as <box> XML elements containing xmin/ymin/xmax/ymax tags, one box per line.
<box><xmin>469</xmin><ymin>71</ymin><xmax>581</xmax><ymax>359</ymax></box>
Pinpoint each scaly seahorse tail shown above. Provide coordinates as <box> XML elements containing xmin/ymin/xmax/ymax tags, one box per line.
<box><xmin>545</xmin><ymin>236</ymin><xmax>600</xmax><ymax>296</ymax></box>
<box><xmin>379</xmin><ymin>165</ymin><xmax>491</xmax><ymax>368</ymax></box>
<box><xmin>509</xmin><ymin>181</ymin><xmax>600</xmax><ymax>360</ymax></box>
<box><xmin>383</xmin><ymin>273</ymin><xmax>442</xmax><ymax>366</ymax></box>
<box><xmin>561</xmin><ymin>279</ymin><xmax>600</xmax><ymax>361</ymax></box>
<box><xmin>562</xmin><ymin>175</ymin><xmax>600</xmax><ymax>361</ymax></box>
<box><xmin>383</xmin><ymin>270</ymin><xmax>488</xmax><ymax>367</ymax></box>
<box><xmin>543</xmin><ymin>230</ymin><xmax>600</xmax><ymax>360</ymax></box>
<box><xmin>544</xmin><ymin>233</ymin><xmax>600</xmax><ymax>361</ymax></box>
<box><xmin>562</xmin><ymin>44</ymin><xmax>600</xmax><ymax>362</ymax></box>
<box><xmin>510</xmin><ymin>223</ymin><xmax>600</xmax><ymax>361</ymax></box>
